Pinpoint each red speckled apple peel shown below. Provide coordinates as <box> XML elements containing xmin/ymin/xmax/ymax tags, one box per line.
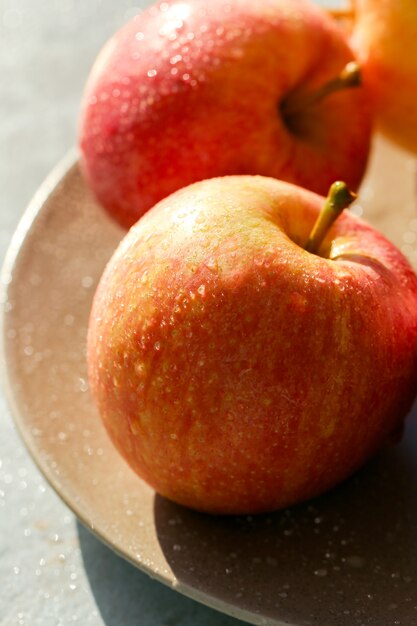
<box><xmin>79</xmin><ymin>0</ymin><xmax>372</xmax><ymax>229</ymax></box>
<box><xmin>87</xmin><ymin>176</ymin><xmax>417</xmax><ymax>515</ymax></box>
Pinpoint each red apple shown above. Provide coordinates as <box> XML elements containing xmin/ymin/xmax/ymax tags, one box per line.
<box><xmin>352</xmin><ymin>0</ymin><xmax>417</xmax><ymax>154</ymax></box>
<box><xmin>87</xmin><ymin>176</ymin><xmax>417</xmax><ymax>515</ymax></box>
<box><xmin>79</xmin><ymin>0</ymin><xmax>372</xmax><ymax>229</ymax></box>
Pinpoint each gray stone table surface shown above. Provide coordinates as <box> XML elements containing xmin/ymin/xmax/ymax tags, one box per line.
<box><xmin>0</xmin><ymin>1</ymin><xmax>343</xmax><ymax>625</ymax></box>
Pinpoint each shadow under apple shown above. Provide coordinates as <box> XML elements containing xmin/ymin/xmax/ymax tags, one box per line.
<box><xmin>153</xmin><ymin>407</ymin><xmax>417</xmax><ymax>626</ymax></box>
<box><xmin>77</xmin><ymin>521</ymin><xmax>246</xmax><ymax>626</ymax></box>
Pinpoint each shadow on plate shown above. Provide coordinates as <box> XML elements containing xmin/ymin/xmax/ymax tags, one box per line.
<box><xmin>77</xmin><ymin>521</ymin><xmax>246</xmax><ymax>626</ymax></box>
<box><xmin>153</xmin><ymin>415</ymin><xmax>417</xmax><ymax>626</ymax></box>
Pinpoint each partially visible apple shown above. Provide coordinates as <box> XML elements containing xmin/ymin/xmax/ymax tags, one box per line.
<box><xmin>87</xmin><ymin>175</ymin><xmax>417</xmax><ymax>515</ymax></box>
<box><xmin>352</xmin><ymin>0</ymin><xmax>417</xmax><ymax>153</ymax></box>
<box><xmin>79</xmin><ymin>0</ymin><xmax>372</xmax><ymax>229</ymax></box>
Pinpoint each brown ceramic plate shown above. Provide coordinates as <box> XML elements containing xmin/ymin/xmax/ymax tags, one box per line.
<box><xmin>2</xmin><ymin>141</ymin><xmax>417</xmax><ymax>626</ymax></box>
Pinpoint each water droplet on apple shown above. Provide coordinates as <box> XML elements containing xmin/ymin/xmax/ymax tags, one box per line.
<box><xmin>170</xmin><ymin>54</ymin><xmax>182</xmax><ymax>65</ymax></box>
<box><xmin>154</xmin><ymin>341</ymin><xmax>161</xmax><ymax>351</ymax></box>
<box><xmin>197</xmin><ymin>284</ymin><xmax>206</xmax><ymax>297</ymax></box>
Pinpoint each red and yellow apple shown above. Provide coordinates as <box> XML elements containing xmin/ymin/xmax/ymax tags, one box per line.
<box><xmin>87</xmin><ymin>176</ymin><xmax>417</xmax><ymax>515</ymax></box>
<box><xmin>79</xmin><ymin>0</ymin><xmax>371</xmax><ymax>229</ymax></box>
<box><xmin>352</xmin><ymin>0</ymin><xmax>417</xmax><ymax>153</ymax></box>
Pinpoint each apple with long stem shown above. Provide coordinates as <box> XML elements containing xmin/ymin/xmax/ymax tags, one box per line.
<box><xmin>87</xmin><ymin>176</ymin><xmax>417</xmax><ymax>514</ymax></box>
<box><xmin>79</xmin><ymin>0</ymin><xmax>372</xmax><ymax>229</ymax></box>
<box><xmin>352</xmin><ymin>0</ymin><xmax>417</xmax><ymax>154</ymax></box>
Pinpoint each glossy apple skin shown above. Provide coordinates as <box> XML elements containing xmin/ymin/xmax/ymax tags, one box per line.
<box><xmin>353</xmin><ymin>0</ymin><xmax>417</xmax><ymax>153</ymax></box>
<box><xmin>79</xmin><ymin>0</ymin><xmax>371</xmax><ymax>229</ymax></box>
<box><xmin>87</xmin><ymin>176</ymin><xmax>417</xmax><ymax>515</ymax></box>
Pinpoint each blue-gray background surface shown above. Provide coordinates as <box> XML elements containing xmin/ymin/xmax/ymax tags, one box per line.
<box><xmin>0</xmin><ymin>1</ymin><xmax>343</xmax><ymax>625</ymax></box>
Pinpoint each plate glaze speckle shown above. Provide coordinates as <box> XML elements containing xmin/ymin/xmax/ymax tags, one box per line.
<box><xmin>2</xmin><ymin>140</ymin><xmax>417</xmax><ymax>626</ymax></box>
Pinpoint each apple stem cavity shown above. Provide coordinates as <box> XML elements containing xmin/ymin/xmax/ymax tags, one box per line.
<box><xmin>305</xmin><ymin>182</ymin><xmax>357</xmax><ymax>255</ymax></box>
<box><xmin>282</xmin><ymin>61</ymin><xmax>361</xmax><ymax>120</ymax></box>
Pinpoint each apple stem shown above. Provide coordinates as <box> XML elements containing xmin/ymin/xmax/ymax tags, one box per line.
<box><xmin>305</xmin><ymin>182</ymin><xmax>357</xmax><ymax>255</ymax></box>
<box><xmin>282</xmin><ymin>61</ymin><xmax>361</xmax><ymax>118</ymax></box>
